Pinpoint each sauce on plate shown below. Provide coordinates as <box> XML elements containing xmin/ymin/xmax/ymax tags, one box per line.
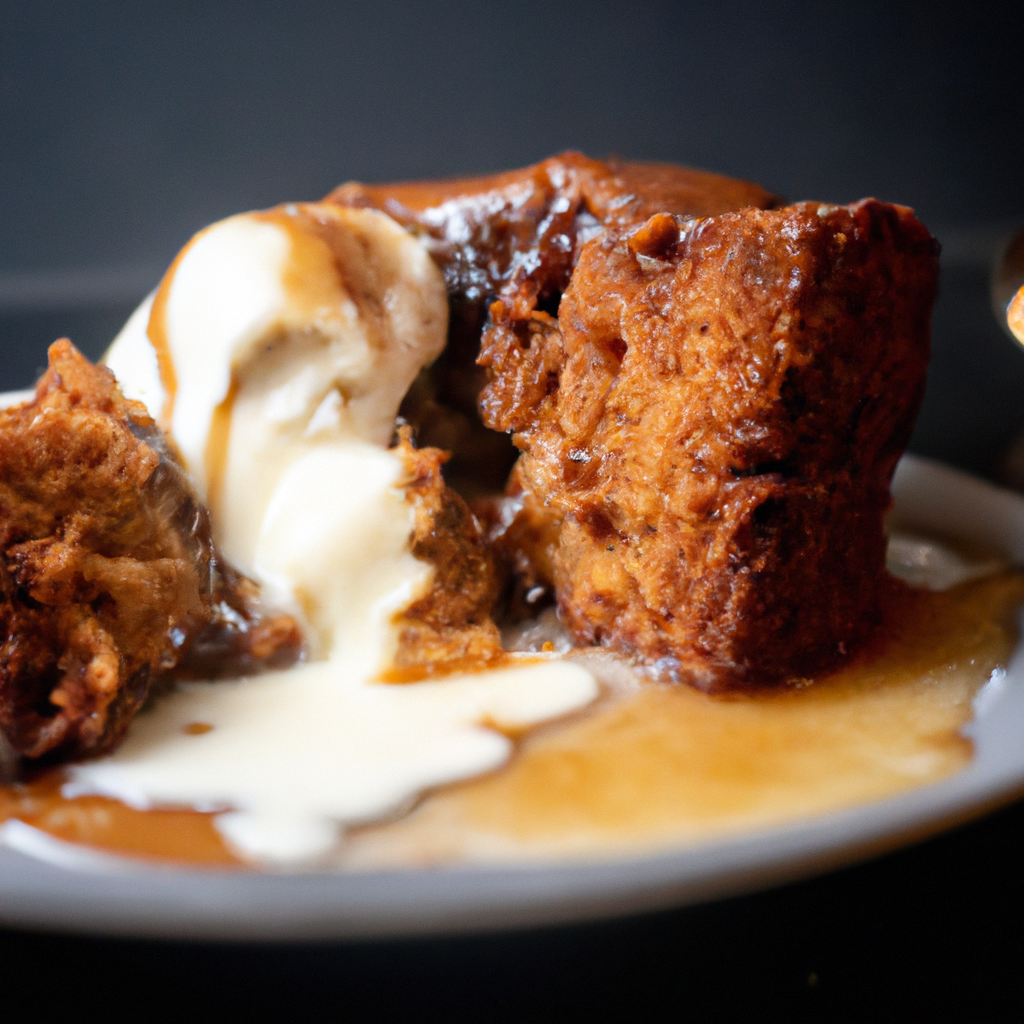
<box><xmin>1</xmin><ymin>570</ymin><xmax>1019</xmax><ymax>869</ymax></box>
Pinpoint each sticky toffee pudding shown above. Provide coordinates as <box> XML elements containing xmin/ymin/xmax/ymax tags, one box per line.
<box><xmin>0</xmin><ymin>153</ymin><xmax>1014</xmax><ymax>869</ymax></box>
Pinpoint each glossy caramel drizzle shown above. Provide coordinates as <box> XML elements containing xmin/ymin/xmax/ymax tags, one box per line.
<box><xmin>255</xmin><ymin>204</ymin><xmax>389</xmax><ymax>347</ymax></box>
<box><xmin>145</xmin><ymin>244</ymin><xmax>187</xmax><ymax>429</ymax></box>
<box><xmin>202</xmin><ymin>377</ymin><xmax>237</xmax><ymax>522</ymax></box>
<box><xmin>0</xmin><ymin>773</ymin><xmax>240</xmax><ymax>866</ymax></box>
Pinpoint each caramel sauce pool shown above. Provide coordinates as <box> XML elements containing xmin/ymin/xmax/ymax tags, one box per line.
<box><xmin>2</xmin><ymin>573</ymin><xmax>1021</xmax><ymax>869</ymax></box>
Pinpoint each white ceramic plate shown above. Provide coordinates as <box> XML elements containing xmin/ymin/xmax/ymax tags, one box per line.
<box><xmin>0</xmin><ymin>453</ymin><xmax>1022</xmax><ymax>941</ymax></box>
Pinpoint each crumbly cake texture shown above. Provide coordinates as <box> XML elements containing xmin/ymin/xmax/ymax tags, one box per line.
<box><xmin>0</xmin><ymin>342</ymin><xmax>301</xmax><ymax>761</ymax></box>
<box><xmin>389</xmin><ymin>429</ymin><xmax>504</xmax><ymax>677</ymax></box>
<box><xmin>334</xmin><ymin>154</ymin><xmax>939</xmax><ymax>688</ymax></box>
<box><xmin>496</xmin><ymin>203</ymin><xmax>937</xmax><ymax>686</ymax></box>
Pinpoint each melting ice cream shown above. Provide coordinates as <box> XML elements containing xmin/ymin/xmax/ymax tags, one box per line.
<box><xmin>70</xmin><ymin>203</ymin><xmax>597</xmax><ymax>863</ymax></box>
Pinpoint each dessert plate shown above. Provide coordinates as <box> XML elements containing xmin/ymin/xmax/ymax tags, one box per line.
<box><xmin>0</xmin><ymin>453</ymin><xmax>1023</xmax><ymax>941</ymax></box>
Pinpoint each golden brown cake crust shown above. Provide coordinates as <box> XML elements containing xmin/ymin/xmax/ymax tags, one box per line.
<box><xmin>486</xmin><ymin>201</ymin><xmax>939</xmax><ymax>686</ymax></box>
<box><xmin>331</xmin><ymin>151</ymin><xmax>780</xmax><ymax>312</ymax></box>
<box><xmin>0</xmin><ymin>342</ymin><xmax>301</xmax><ymax>761</ymax></box>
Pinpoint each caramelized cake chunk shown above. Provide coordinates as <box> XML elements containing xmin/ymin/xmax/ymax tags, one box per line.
<box><xmin>333</xmin><ymin>152</ymin><xmax>780</xmax><ymax>492</ymax></box>
<box><xmin>486</xmin><ymin>201</ymin><xmax>939</xmax><ymax>686</ymax></box>
<box><xmin>388</xmin><ymin>429</ymin><xmax>504</xmax><ymax>677</ymax></box>
<box><xmin>0</xmin><ymin>342</ymin><xmax>300</xmax><ymax>760</ymax></box>
<box><xmin>335</xmin><ymin>158</ymin><xmax>939</xmax><ymax>689</ymax></box>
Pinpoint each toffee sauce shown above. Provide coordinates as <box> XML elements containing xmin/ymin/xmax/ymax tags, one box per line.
<box><xmin>1</xmin><ymin>572</ymin><xmax>1020</xmax><ymax>870</ymax></box>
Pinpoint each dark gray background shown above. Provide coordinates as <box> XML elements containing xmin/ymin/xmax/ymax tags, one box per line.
<box><xmin>1</xmin><ymin>1</ymin><xmax>1024</xmax><ymax>1019</ymax></box>
<box><xmin>2</xmin><ymin>0</ymin><xmax>1022</xmax><ymax>270</ymax></box>
<box><xmin>2</xmin><ymin>0</ymin><xmax>1024</xmax><ymax>477</ymax></box>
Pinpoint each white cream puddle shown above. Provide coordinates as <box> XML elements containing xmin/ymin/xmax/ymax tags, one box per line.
<box><xmin>67</xmin><ymin>657</ymin><xmax>596</xmax><ymax>863</ymax></box>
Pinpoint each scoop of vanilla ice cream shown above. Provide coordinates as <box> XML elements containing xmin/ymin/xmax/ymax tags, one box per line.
<box><xmin>107</xmin><ymin>203</ymin><xmax>447</xmax><ymax>492</ymax></box>
<box><xmin>106</xmin><ymin>202</ymin><xmax>448</xmax><ymax>662</ymax></box>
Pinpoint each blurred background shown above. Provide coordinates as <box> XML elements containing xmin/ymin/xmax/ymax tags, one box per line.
<box><xmin>1</xmin><ymin>1</ymin><xmax>1024</xmax><ymax>1019</ymax></box>
<box><xmin>2</xmin><ymin>0</ymin><xmax>1023</xmax><ymax>478</ymax></box>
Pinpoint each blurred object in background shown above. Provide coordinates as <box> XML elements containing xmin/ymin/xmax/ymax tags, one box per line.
<box><xmin>992</xmin><ymin>225</ymin><xmax>1024</xmax><ymax>337</ymax></box>
<box><xmin>990</xmin><ymin>225</ymin><xmax>1024</xmax><ymax>491</ymax></box>
<box><xmin>910</xmin><ymin>224</ymin><xmax>1024</xmax><ymax>483</ymax></box>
